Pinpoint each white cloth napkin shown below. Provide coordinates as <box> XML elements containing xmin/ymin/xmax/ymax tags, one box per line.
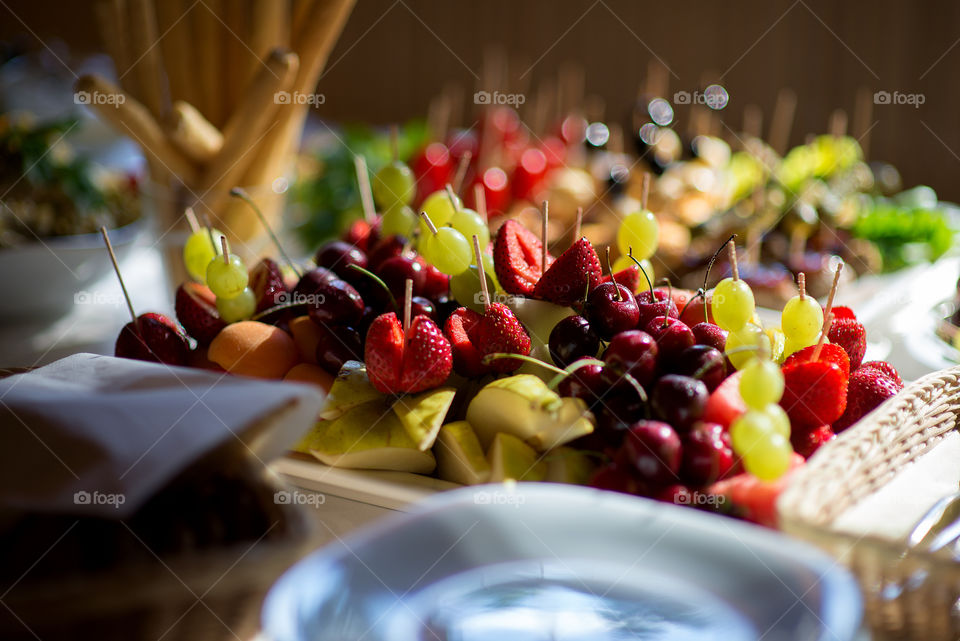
<box><xmin>0</xmin><ymin>353</ymin><xmax>325</xmax><ymax>518</ymax></box>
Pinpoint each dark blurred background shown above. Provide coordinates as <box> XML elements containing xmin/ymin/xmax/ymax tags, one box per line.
<box><xmin>2</xmin><ymin>0</ymin><xmax>958</xmax><ymax>198</ymax></box>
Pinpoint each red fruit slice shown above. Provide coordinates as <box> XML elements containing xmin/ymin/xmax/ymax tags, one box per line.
<box><xmin>828</xmin><ymin>318</ymin><xmax>866</xmax><ymax>370</ymax></box>
<box><xmin>364</xmin><ymin>312</ymin><xmax>404</xmax><ymax>393</ymax></box>
<box><xmin>175</xmin><ymin>282</ymin><xmax>226</xmax><ymax>344</ymax></box>
<box><xmin>782</xmin><ymin>343</ymin><xmax>850</xmax><ymax>379</ymax></box>
<box><xmin>672</xmin><ymin>288</ymin><xmax>712</xmax><ymax>326</ymax></box>
<box><xmin>702</xmin><ymin>371</ymin><xmax>746</xmax><ymax>429</ymax></box>
<box><xmin>249</xmin><ymin>258</ymin><xmax>288</xmax><ymax>312</ymax></box>
<box><xmin>599</xmin><ymin>266</ymin><xmax>640</xmax><ymax>294</ymax></box>
<box><xmin>706</xmin><ymin>453</ymin><xmax>805</xmax><ymax>527</ymax></box>
<box><xmin>473</xmin><ymin>302</ymin><xmax>531</xmax><ymax>372</ymax></box>
<box><xmin>493</xmin><ymin>219</ymin><xmax>553</xmax><ymax>296</ymax></box>
<box><xmin>780</xmin><ymin>360</ymin><xmax>848</xmax><ymax>428</ymax></box>
<box><xmin>534</xmin><ymin>237</ymin><xmax>602</xmax><ymax>305</ymax></box>
<box><xmin>444</xmin><ymin>307</ymin><xmax>488</xmax><ymax>377</ymax></box>
<box><xmin>401</xmin><ymin>316</ymin><xmax>453</xmax><ymax>392</ymax></box>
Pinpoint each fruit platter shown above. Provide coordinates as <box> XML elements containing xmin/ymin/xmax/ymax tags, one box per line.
<box><xmin>104</xmin><ymin>128</ymin><xmax>911</xmax><ymax>528</ymax></box>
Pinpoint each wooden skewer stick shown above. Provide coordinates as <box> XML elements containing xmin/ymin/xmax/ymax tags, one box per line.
<box><xmin>474</xmin><ymin>183</ymin><xmax>487</xmax><ymax>223</ymax></box>
<box><xmin>419</xmin><ymin>211</ymin><xmax>439</xmax><ymax>236</ymax></box>
<box><xmin>445</xmin><ymin>183</ymin><xmax>461</xmax><ymax>212</ymax></box>
<box><xmin>101</xmin><ymin>226</ymin><xmax>137</xmax><ymax>325</ymax></box>
<box><xmin>811</xmin><ymin>314</ymin><xmax>834</xmax><ymax>362</ymax></box>
<box><xmin>230</xmin><ymin>187</ymin><xmax>301</xmax><ymax>277</ymax></box>
<box><xmin>811</xmin><ymin>262</ymin><xmax>844</xmax><ymax>362</ymax></box>
<box><xmin>473</xmin><ymin>234</ymin><xmax>490</xmax><ymax>313</ymax></box>
<box><xmin>184</xmin><ymin>207</ymin><xmax>200</xmax><ymax>233</ymax></box>
<box><xmin>829</xmin><ymin>109</ymin><xmax>848</xmax><ymax>138</ymax></box>
<box><xmin>641</xmin><ymin>173</ymin><xmax>651</xmax><ymax>210</ymax></box>
<box><xmin>540</xmin><ymin>200</ymin><xmax>549</xmax><ymax>274</ymax></box>
<box><xmin>354</xmin><ymin>155</ymin><xmax>376</xmax><ymax>224</ymax></box>
<box><xmin>574</xmin><ymin>206</ymin><xmax>583</xmax><ymax>241</ymax></box>
<box><xmin>452</xmin><ymin>150</ymin><xmax>472</xmax><ymax>195</ymax></box>
<box><xmin>797</xmin><ymin>272</ymin><xmax>806</xmax><ymax>300</ymax></box>
<box><xmin>822</xmin><ymin>262</ymin><xmax>844</xmax><ymax>326</ymax></box>
<box><xmin>728</xmin><ymin>240</ymin><xmax>739</xmax><ymax>281</ymax></box>
<box><xmin>220</xmin><ymin>236</ymin><xmax>230</xmax><ymax>265</ymax></box>
<box><xmin>403</xmin><ymin>278</ymin><xmax>413</xmax><ymax>336</ymax></box>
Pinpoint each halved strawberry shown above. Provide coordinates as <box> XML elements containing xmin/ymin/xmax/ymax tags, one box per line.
<box><xmin>533</xmin><ymin>237</ymin><xmax>602</xmax><ymax>305</ymax></box>
<box><xmin>600</xmin><ymin>266</ymin><xmax>640</xmax><ymax>294</ymax></box>
<box><xmin>833</xmin><ymin>367</ymin><xmax>901</xmax><ymax>432</ymax></box>
<box><xmin>364</xmin><ymin>312</ymin><xmax>452</xmax><ymax>394</ymax></box>
<box><xmin>473</xmin><ymin>302</ymin><xmax>531</xmax><ymax>372</ymax></box>
<box><xmin>175</xmin><ymin>282</ymin><xmax>226</xmax><ymax>344</ymax></box>
<box><xmin>444</xmin><ymin>307</ymin><xmax>487</xmax><ymax>377</ymax></box>
<box><xmin>828</xmin><ymin>318</ymin><xmax>866</xmax><ymax>370</ymax></box>
<box><xmin>249</xmin><ymin>258</ymin><xmax>288</xmax><ymax>312</ymax></box>
<box><xmin>780</xmin><ymin>360</ymin><xmax>848</xmax><ymax>428</ymax></box>
<box><xmin>782</xmin><ymin>343</ymin><xmax>850</xmax><ymax>378</ymax></box>
<box><xmin>493</xmin><ymin>219</ymin><xmax>553</xmax><ymax>296</ymax></box>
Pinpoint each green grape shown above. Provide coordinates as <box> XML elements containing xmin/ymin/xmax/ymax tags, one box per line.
<box><xmin>450</xmin><ymin>208</ymin><xmax>490</xmax><ymax>249</ymax></box>
<box><xmin>422</xmin><ymin>227</ymin><xmax>471</xmax><ymax>275</ymax></box>
<box><xmin>380</xmin><ymin>203</ymin><xmax>417</xmax><ymax>238</ymax></box>
<box><xmin>765</xmin><ymin>327</ymin><xmax>786</xmax><ymax>364</ymax></box>
<box><xmin>616</xmin><ymin>210</ymin><xmax>659</xmax><ymax>260</ymax></box>
<box><xmin>762</xmin><ymin>403</ymin><xmax>791</xmax><ymax>439</ymax></box>
<box><xmin>742</xmin><ymin>432</ymin><xmax>792</xmax><ymax>481</ymax></box>
<box><xmin>781</xmin><ymin>294</ymin><xmax>824</xmax><ymax>344</ymax></box>
<box><xmin>730</xmin><ymin>410</ymin><xmax>776</xmax><ymax>456</ymax></box>
<box><xmin>783</xmin><ymin>334</ymin><xmax>818</xmax><ymax>358</ymax></box>
<box><xmin>371</xmin><ymin>161</ymin><xmax>415</xmax><ymax>209</ymax></box>
<box><xmin>739</xmin><ymin>358</ymin><xmax>785</xmax><ymax>409</ymax></box>
<box><xmin>206</xmin><ymin>252</ymin><xmax>248</xmax><ymax>298</ymax></box>
<box><xmin>613</xmin><ymin>255</ymin><xmax>654</xmax><ymax>293</ymax></box>
<box><xmin>183</xmin><ymin>227</ymin><xmax>223</xmax><ymax>283</ymax></box>
<box><xmin>481</xmin><ymin>252</ymin><xmax>503</xmax><ymax>293</ymax></box>
<box><xmin>419</xmin><ymin>190</ymin><xmax>461</xmax><ymax>236</ymax></box>
<box><xmin>449</xmin><ymin>264</ymin><xmax>496</xmax><ymax>312</ymax></box>
<box><xmin>711</xmin><ymin>277</ymin><xmax>755</xmax><ymax>331</ymax></box>
<box><xmin>216</xmin><ymin>287</ymin><xmax>256</xmax><ymax>323</ymax></box>
<box><xmin>726</xmin><ymin>323</ymin><xmax>771</xmax><ymax>370</ymax></box>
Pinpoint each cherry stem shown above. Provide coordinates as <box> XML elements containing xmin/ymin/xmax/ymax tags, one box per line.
<box><xmin>230</xmin><ymin>187</ymin><xmax>301</xmax><ymax>278</ymax></box>
<box><xmin>546</xmin><ymin>357</ymin><xmax>606</xmax><ymax>390</ymax></box>
<box><xmin>347</xmin><ymin>264</ymin><xmax>399</xmax><ymax>315</ymax></box>
<box><xmin>626</xmin><ymin>248</ymin><xmax>654</xmax><ymax>293</ymax></box>
<box><xmin>605</xmin><ymin>246</ymin><xmax>622</xmax><ymax>301</ymax></box>
<box><xmin>474</xmin><ymin>183</ymin><xmax>487</xmax><ymax>223</ymax></box>
<box><xmin>541</xmin><ymin>200</ymin><xmax>549</xmax><ymax>274</ymax></box>
<box><xmin>390</xmin><ymin>124</ymin><xmax>399</xmax><ymax>162</ymax></box>
<box><xmin>703</xmin><ymin>234</ymin><xmax>736</xmax><ymax>322</ymax></box>
<box><xmin>797</xmin><ymin>272</ymin><xmax>806</xmax><ymax>300</ymax></box>
<box><xmin>100</xmin><ymin>226</ymin><xmax>137</xmax><ymax>326</ymax></box>
<box><xmin>472</xmin><ymin>234</ymin><xmax>490</xmax><ymax>313</ymax></box>
<box><xmin>445</xmin><ymin>183</ymin><xmax>461</xmax><ymax>212</ymax></box>
<box><xmin>220</xmin><ymin>236</ymin><xmax>230</xmax><ymax>265</ymax></box>
<box><xmin>641</xmin><ymin>173</ymin><xmax>650</xmax><ymax>210</ymax></box>
<box><xmin>419</xmin><ymin>211</ymin><xmax>439</xmax><ymax>236</ymax></box>
<box><xmin>353</xmin><ymin>154</ymin><xmax>376</xmax><ymax>224</ymax></box>
<box><xmin>184</xmin><ymin>206</ymin><xmax>199</xmax><ymax>233</ymax></box>
<box><xmin>660</xmin><ymin>278</ymin><xmax>673</xmax><ymax>328</ymax></box>
<box><xmin>678</xmin><ymin>289</ymin><xmax>705</xmax><ymax>323</ymax></box>
<box><xmin>452</xmin><ymin>151</ymin><xmax>472</xmax><ymax>195</ymax></box>
<box><xmin>692</xmin><ymin>356</ymin><xmax>720</xmax><ymax>382</ymax></box>
<box><xmin>574</xmin><ymin>206</ymin><xmax>583</xmax><ymax>241</ymax></box>
<box><xmin>811</xmin><ymin>314</ymin><xmax>833</xmax><ymax>362</ymax></box>
<box><xmin>403</xmin><ymin>278</ymin><xmax>413</xmax><ymax>337</ymax></box>
<box><xmin>727</xmin><ymin>240</ymin><xmax>739</xmax><ymax>281</ymax></box>
<box><xmin>482</xmin><ymin>353</ymin><xmax>564</xmax><ymax>377</ymax></box>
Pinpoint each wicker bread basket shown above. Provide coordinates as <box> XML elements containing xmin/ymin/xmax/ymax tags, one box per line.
<box><xmin>779</xmin><ymin>365</ymin><xmax>960</xmax><ymax>641</ymax></box>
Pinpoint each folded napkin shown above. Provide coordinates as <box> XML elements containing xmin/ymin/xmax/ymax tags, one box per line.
<box><xmin>0</xmin><ymin>353</ymin><xmax>325</xmax><ymax>518</ymax></box>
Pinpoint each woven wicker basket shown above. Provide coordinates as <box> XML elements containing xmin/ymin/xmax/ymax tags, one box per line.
<box><xmin>779</xmin><ymin>365</ymin><xmax>960</xmax><ymax>641</ymax></box>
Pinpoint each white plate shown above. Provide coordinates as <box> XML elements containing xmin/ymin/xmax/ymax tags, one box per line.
<box><xmin>263</xmin><ymin>484</ymin><xmax>862</xmax><ymax>641</ymax></box>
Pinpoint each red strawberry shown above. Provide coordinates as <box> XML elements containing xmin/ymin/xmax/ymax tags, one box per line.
<box><xmin>782</xmin><ymin>343</ymin><xmax>850</xmax><ymax>378</ymax></box>
<box><xmin>599</xmin><ymin>266</ymin><xmax>640</xmax><ymax>294</ymax></box>
<box><xmin>493</xmin><ymin>219</ymin><xmax>553</xmax><ymax>296</ymax></box>
<box><xmin>444</xmin><ymin>307</ymin><xmax>488</xmax><ymax>377</ymax></box>
<box><xmin>780</xmin><ymin>360</ymin><xmax>848</xmax><ymax>428</ymax></box>
<box><xmin>401</xmin><ymin>316</ymin><xmax>453</xmax><ymax>392</ymax></box>
<box><xmin>364</xmin><ymin>312</ymin><xmax>452</xmax><ymax>394</ymax></box>
<box><xmin>533</xmin><ymin>237</ymin><xmax>602</xmax><ymax>305</ymax></box>
<box><xmin>859</xmin><ymin>361</ymin><xmax>903</xmax><ymax>388</ymax></box>
<box><xmin>833</xmin><ymin>367</ymin><xmax>901</xmax><ymax>432</ymax></box>
<box><xmin>473</xmin><ymin>302</ymin><xmax>532</xmax><ymax>372</ymax></box>
<box><xmin>825</xmin><ymin>305</ymin><xmax>856</xmax><ymax>321</ymax></box>
<box><xmin>249</xmin><ymin>258</ymin><xmax>288</xmax><ymax>312</ymax></box>
<box><xmin>828</xmin><ymin>318</ymin><xmax>866</xmax><ymax>370</ymax></box>
<box><xmin>790</xmin><ymin>424</ymin><xmax>836</xmax><ymax>459</ymax></box>
<box><xmin>175</xmin><ymin>282</ymin><xmax>226</xmax><ymax>344</ymax></box>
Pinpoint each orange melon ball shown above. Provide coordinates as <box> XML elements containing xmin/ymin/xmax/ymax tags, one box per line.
<box><xmin>288</xmin><ymin>315</ymin><xmax>322</xmax><ymax>365</ymax></box>
<box><xmin>208</xmin><ymin>321</ymin><xmax>299</xmax><ymax>379</ymax></box>
<box><xmin>284</xmin><ymin>363</ymin><xmax>334</xmax><ymax>392</ymax></box>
